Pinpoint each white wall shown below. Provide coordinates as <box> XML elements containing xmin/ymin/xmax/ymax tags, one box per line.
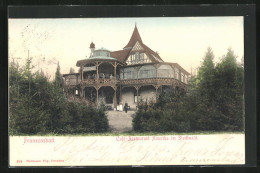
<box><xmin>121</xmin><ymin>86</ymin><xmax>156</xmax><ymax>109</ymax></box>
<box><xmin>121</xmin><ymin>88</ymin><xmax>136</xmax><ymax>109</ymax></box>
<box><xmin>139</xmin><ymin>87</ymin><xmax>156</xmax><ymax>103</ymax></box>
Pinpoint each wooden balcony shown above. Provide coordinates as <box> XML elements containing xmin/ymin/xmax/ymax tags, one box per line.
<box><xmin>80</xmin><ymin>78</ymin><xmax>118</xmax><ymax>87</ymax></box>
<box><xmin>119</xmin><ymin>77</ymin><xmax>187</xmax><ymax>89</ymax></box>
<box><xmin>76</xmin><ymin>77</ymin><xmax>187</xmax><ymax>89</ymax></box>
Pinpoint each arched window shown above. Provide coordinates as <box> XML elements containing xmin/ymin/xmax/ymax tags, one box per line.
<box><xmin>138</xmin><ymin>65</ymin><xmax>156</xmax><ymax>79</ymax></box>
<box><xmin>120</xmin><ymin>67</ymin><xmax>137</xmax><ymax>79</ymax></box>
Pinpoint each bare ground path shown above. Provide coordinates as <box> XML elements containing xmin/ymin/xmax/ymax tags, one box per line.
<box><xmin>107</xmin><ymin>110</ymin><xmax>136</xmax><ymax>132</ymax></box>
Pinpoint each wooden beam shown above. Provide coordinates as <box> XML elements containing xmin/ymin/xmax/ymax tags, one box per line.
<box><xmin>96</xmin><ymin>62</ymin><xmax>99</xmax><ymax>79</ymax></box>
<box><xmin>114</xmin><ymin>62</ymin><xmax>117</xmax><ymax>80</ymax></box>
<box><xmin>113</xmin><ymin>86</ymin><xmax>117</xmax><ymax>109</ymax></box>
<box><xmin>81</xmin><ymin>66</ymin><xmax>83</xmax><ymax>81</ymax></box>
<box><xmin>96</xmin><ymin>86</ymin><xmax>100</xmax><ymax>108</ymax></box>
<box><xmin>134</xmin><ymin>86</ymin><xmax>140</xmax><ymax>107</ymax></box>
<box><xmin>119</xmin><ymin>85</ymin><xmax>122</xmax><ymax>103</ymax></box>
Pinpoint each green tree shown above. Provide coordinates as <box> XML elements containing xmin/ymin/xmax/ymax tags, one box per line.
<box><xmin>69</xmin><ymin>67</ymin><xmax>75</xmax><ymax>74</ymax></box>
<box><xmin>54</xmin><ymin>62</ymin><xmax>63</xmax><ymax>87</ymax></box>
<box><xmin>9</xmin><ymin>59</ymin><xmax>109</xmax><ymax>135</ymax></box>
<box><xmin>9</xmin><ymin>58</ymin><xmax>51</xmax><ymax>134</ymax></box>
<box><xmin>214</xmin><ymin>48</ymin><xmax>244</xmax><ymax>131</ymax></box>
<box><xmin>133</xmin><ymin>47</ymin><xmax>244</xmax><ymax>132</ymax></box>
<box><xmin>197</xmin><ymin>47</ymin><xmax>215</xmax><ymax>101</ymax></box>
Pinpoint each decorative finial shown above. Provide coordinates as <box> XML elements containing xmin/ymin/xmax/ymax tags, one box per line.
<box><xmin>90</xmin><ymin>42</ymin><xmax>95</xmax><ymax>49</ymax></box>
<box><xmin>89</xmin><ymin>42</ymin><xmax>95</xmax><ymax>57</ymax></box>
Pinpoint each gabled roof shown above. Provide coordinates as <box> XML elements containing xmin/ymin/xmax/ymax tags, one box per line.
<box><xmin>79</xmin><ymin>25</ymin><xmax>165</xmax><ymax>65</ymax></box>
<box><xmin>141</xmin><ymin>43</ymin><xmax>164</xmax><ymax>63</ymax></box>
<box><xmin>121</xmin><ymin>25</ymin><xmax>164</xmax><ymax>63</ymax></box>
<box><xmin>110</xmin><ymin>49</ymin><xmax>131</xmax><ymax>62</ymax></box>
<box><xmin>124</xmin><ymin>25</ymin><xmax>143</xmax><ymax>49</ymax></box>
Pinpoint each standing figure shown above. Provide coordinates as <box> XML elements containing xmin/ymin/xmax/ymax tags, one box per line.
<box><xmin>124</xmin><ymin>102</ymin><xmax>128</xmax><ymax>113</ymax></box>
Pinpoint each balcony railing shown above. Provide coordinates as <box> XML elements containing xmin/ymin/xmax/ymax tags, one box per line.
<box><xmin>81</xmin><ymin>78</ymin><xmax>118</xmax><ymax>85</ymax></box>
<box><xmin>119</xmin><ymin>78</ymin><xmax>183</xmax><ymax>86</ymax></box>
<box><xmin>70</xmin><ymin>77</ymin><xmax>187</xmax><ymax>87</ymax></box>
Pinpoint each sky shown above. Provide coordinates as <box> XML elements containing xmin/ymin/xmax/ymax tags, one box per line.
<box><xmin>8</xmin><ymin>17</ymin><xmax>244</xmax><ymax>80</ymax></box>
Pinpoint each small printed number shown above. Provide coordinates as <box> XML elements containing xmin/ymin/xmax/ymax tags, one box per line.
<box><xmin>17</xmin><ymin>160</ymin><xmax>22</xmax><ymax>163</ymax></box>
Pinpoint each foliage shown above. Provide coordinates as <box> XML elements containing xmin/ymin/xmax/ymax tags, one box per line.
<box><xmin>9</xmin><ymin>59</ymin><xmax>108</xmax><ymax>135</ymax></box>
<box><xmin>133</xmin><ymin>47</ymin><xmax>244</xmax><ymax>132</ymax></box>
<box><xmin>69</xmin><ymin>67</ymin><xmax>75</xmax><ymax>74</ymax></box>
<box><xmin>54</xmin><ymin>62</ymin><xmax>63</xmax><ymax>88</ymax></box>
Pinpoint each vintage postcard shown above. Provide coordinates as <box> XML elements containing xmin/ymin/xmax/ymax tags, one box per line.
<box><xmin>8</xmin><ymin>16</ymin><xmax>245</xmax><ymax>166</ymax></box>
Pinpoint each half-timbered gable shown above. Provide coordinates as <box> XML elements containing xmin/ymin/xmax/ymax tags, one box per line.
<box><xmin>132</xmin><ymin>41</ymin><xmax>144</xmax><ymax>51</ymax></box>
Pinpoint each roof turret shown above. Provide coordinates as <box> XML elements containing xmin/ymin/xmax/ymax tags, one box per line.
<box><xmin>124</xmin><ymin>24</ymin><xmax>143</xmax><ymax>49</ymax></box>
<box><xmin>90</xmin><ymin>42</ymin><xmax>95</xmax><ymax>48</ymax></box>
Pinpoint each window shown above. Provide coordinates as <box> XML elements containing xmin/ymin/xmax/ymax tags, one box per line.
<box><xmin>140</xmin><ymin>53</ymin><xmax>144</xmax><ymax>62</ymax></box>
<box><xmin>135</xmin><ymin>52</ymin><xmax>139</xmax><ymax>62</ymax></box>
<box><xmin>126</xmin><ymin>52</ymin><xmax>150</xmax><ymax>65</ymax></box>
<box><xmin>158</xmin><ymin>69</ymin><xmax>169</xmax><ymax>78</ymax></box>
<box><xmin>106</xmin><ymin>96</ymin><xmax>113</xmax><ymax>104</ymax></box>
<box><xmin>139</xmin><ymin>69</ymin><xmax>155</xmax><ymax>78</ymax></box>
<box><xmin>181</xmin><ymin>73</ymin><xmax>184</xmax><ymax>82</ymax></box>
<box><xmin>124</xmin><ymin>71</ymin><xmax>132</xmax><ymax>79</ymax></box>
<box><xmin>75</xmin><ymin>89</ymin><xmax>79</xmax><ymax>96</ymax></box>
<box><xmin>175</xmin><ymin>69</ymin><xmax>179</xmax><ymax>80</ymax></box>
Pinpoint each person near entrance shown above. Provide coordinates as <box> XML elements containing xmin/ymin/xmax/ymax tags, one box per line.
<box><xmin>124</xmin><ymin>102</ymin><xmax>128</xmax><ymax>113</ymax></box>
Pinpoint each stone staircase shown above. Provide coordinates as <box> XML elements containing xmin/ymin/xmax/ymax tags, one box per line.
<box><xmin>106</xmin><ymin>110</ymin><xmax>136</xmax><ymax>132</ymax></box>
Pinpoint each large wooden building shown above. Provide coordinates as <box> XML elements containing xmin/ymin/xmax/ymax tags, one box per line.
<box><xmin>63</xmin><ymin>25</ymin><xmax>190</xmax><ymax>109</ymax></box>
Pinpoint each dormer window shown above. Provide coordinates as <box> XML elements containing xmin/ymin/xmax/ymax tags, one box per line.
<box><xmin>135</xmin><ymin>52</ymin><xmax>140</xmax><ymax>63</ymax></box>
<box><xmin>126</xmin><ymin>52</ymin><xmax>151</xmax><ymax>65</ymax></box>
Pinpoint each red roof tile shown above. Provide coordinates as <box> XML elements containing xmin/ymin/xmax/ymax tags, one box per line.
<box><xmin>122</xmin><ymin>25</ymin><xmax>164</xmax><ymax>63</ymax></box>
<box><xmin>141</xmin><ymin>43</ymin><xmax>164</xmax><ymax>63</ymax></box>
<box><xmin>110</xmin><ymin>49</ymin><xmax>131</xmax><ymax>63</ymax></box>
<box><xmin>124</xmin><ymin>25</ymin><xmax>143</xmax><ymax>49</ymax></box>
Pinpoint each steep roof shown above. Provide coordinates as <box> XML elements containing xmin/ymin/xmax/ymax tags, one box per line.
<box><xmin>110</xmin><ymin>49</ymin><xmax>131</xmax><ymax>62</ymax></box>
<box><xmin>120</xmin><ymin>25</ymin><xmax>164</xmax><ymax>63</ymax></box>
<box><xmin>141</xmin><ymin>43</ymin><xmax>164</xmax><ymax>63</ymax></box>
<box><xmin>124</xmin><ymin>25</ymin><xmax>143</xmax><ymax>49</ymax></box>
<box><xmin>80</xmin><ymin>25</ymin><xmax>164</xmax><ymax>65</ymax></box>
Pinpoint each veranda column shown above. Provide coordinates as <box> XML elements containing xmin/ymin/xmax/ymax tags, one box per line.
<box><xmin>113</xmin><ymin>86</ymin><xmax>117</xmax><ymax>109</ymax></box>
<box><xmin>172</xmin><ymin>84</ymin><xmax>175</xmax><ymax>95</ymax></box>
<box><xmin>135</xmin><ymin>86</ymin><xmax>140</xmax><ymax>108</ymax></box>
<box><xmin>179</xmin><ymin>70</ymin><xmax>181</xmax><ymax>82</ymax></box>
<box><xmin>119</xmin><ymin>85</ymin><xmax>122</xmax><ymax>103</ymax></box>
<box><xmin>81</xmin><ymin>65</ymin><xmax>83</xmax><ymax>81</ymax></box>
<box><xmin>114</xmin><ymin>62</ymin><xmax>117</xmax><ymax>80</ymax></box>
<box><xmin>80</xmin><ymin>87</ymin><xmax>84</xmax><ymax>98</ymax></box>
<box><xmin>154</xmin><ymin>85</ymin><xmax>159</xmax><ymax>102</ymax></box>
<box><xmin>96</xmin><ymin>86</ymin><xmax>99</xmax><ymax>108</ymax></box>
<box><xmin>96</xmin><ymin>62</ymin><xmax>99</xmax><ymax>80</ymax></box>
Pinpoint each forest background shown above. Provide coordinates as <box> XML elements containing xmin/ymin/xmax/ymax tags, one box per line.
<box><xmin>9</xmin><ymin>47</ymin><xmax>244</xmax><ymax>135</ymax></box>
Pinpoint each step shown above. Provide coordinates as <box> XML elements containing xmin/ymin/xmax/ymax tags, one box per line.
<box><xmin>106</xmin><ymin>111</ymin><xmax>136</xmax><ymax>133</ymax></box>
